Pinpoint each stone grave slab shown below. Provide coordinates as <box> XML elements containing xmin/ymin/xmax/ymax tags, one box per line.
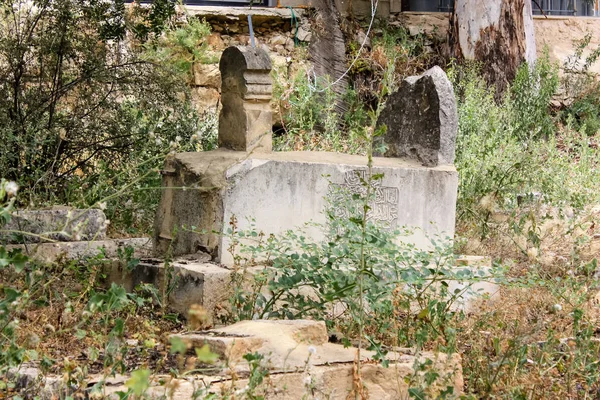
<box><xmin>154</xmin><ymin>150</ymin><xmax>458</xmax><ymax>266</ymax></box>
<box><xmin>1</xmin><ymin>207</ymin><xmax>107</xmax><ymax>244</ymax></box>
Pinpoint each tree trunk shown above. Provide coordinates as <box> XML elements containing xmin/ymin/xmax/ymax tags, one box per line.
<box><xmin>450</xmin><ymin>0</ymin><xmax>537</xmax><ymax>97</ymax></box>
<box><xmin>308</xmin><ymin>0</ymin><xmax>348</xmax><ymax>116</ymax></box>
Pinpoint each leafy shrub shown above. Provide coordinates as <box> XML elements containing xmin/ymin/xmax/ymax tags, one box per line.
<box><xmin>143</xmin><ymin>15</ymin><xmax>217</xmax><ymax>79</ymax></box>
<box><xmin>562</xmin><ymin>82</ymin><xmax>600</xmax><ymax>136</ymax></box>
<box><xmin>0</xmin><ymin>0</ymin><xmax>214</xmax><ymax>232</ymax></box>
<box><xmin>225</xmin><ymin>172</ymin><xmax>498</xmax><ymax>359</ymax></box>
<box><xmin>273</xmin><ymin>69</ymin><xmax>365</xmax><ymax>153</ymax></box>
<box><xmin>451</xmin><ymin>55</ymin><xmax>599</xmax><ymax>241</ymax></box>
<box><xmin>507</xmin><ymin>52</ymin><xmax>559</xmax><ymax>140</ymax></box>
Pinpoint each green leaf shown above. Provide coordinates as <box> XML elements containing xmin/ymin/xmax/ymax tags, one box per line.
<box><xmin>169</xmin><ymin>336</ymin><xmax>188</xmax><ymax>354</ymax></box>
<box><xmin>195</xmin><ymin>344</ymin><xmax>219</xmax><ymax>364</ymax></box>
<box><xmin>110</xmin><ymin>318</ymin><xmax>125</xmax><ymax>337</ymax></box>
<box><xmin>9</xmin><ymin>251</ymin><xmax>27</xmax><ymax>273</ymax></box>
<box><xmin>349</xmin><ymin>217</ymin><xmax>363</xmax><ymax>226</ymax></box>
<box><xmin>408</xmin><ymin>387</ymin><xmax>426</xmax><ymax>399</ymax></box>
<box><xmin>125</xmin><ymin>369</ymin><xmax>151</xmax><ymax>396</ymax></box>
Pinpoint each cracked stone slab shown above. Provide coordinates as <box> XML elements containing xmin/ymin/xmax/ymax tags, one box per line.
<box><xmin>1</xmin><ymin>208</ymin><xmax>107</xmax><ymax>244</ymax></box>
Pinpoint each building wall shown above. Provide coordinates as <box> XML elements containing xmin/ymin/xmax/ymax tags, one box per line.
<box><xmin>405</xmin><ymin>0</ymin><xmax>595</xmax><ymax>16</ymax></box>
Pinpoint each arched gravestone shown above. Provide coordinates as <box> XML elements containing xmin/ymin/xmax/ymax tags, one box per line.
<box><xmin>375</xmin><ymin>66</ymin><xmax>457</xmax><ymax>167</ymax></box>
<box><xmin>218</xmin><ymin>46</ymin><xmax>273</xmax><ymax>153</ymax></box>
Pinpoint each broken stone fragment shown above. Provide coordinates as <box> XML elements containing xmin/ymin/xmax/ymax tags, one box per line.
<box><xmin>0</xmin><ymin>207</ymin><xmax>107</xmax><ymax>244</ymax></box>
<box><xmin>375</xmin><ymin>66</ymin><xmax>458</xmax><ymax>167</ymax></box>
<box><xmin>168</xmin><ymin>319</ymin><xmax>464</xmax><ymax>398</ymax></box>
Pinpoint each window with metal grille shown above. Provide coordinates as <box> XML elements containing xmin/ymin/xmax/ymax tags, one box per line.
<box><xmin>135</xmin><ymin>0</ymin><xmax>270</xmax><ymax>6</ymax></box>
<box><xmin>405</xmin><ymin>0</ymin><xmax>596</xmax><ymax>15</ymax></box>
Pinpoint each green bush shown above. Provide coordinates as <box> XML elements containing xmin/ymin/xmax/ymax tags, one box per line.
<box><xmin>225</xmin><ymin>172</ymin><xmax>498</xmax><ymax>357</ymax></box>
<box><xmin>273</xmin><ymin>70</ymin><xmax>364</xmax><ymax>153</ymax></box>
<box><xmin>507</xmin><ymin>54</ymin><xmax>559</xmax><ymax>140</ymax></box>
<box><xmin>562</xmin><ymin>82</ymin><xmax>600</xmax><ymax>136</ymax></box>
<box><xmin>0</xmin><ymin>0</ymin><xmax>219</xmax><ymax>234</ymax></box>
<box><xmin>452</xmin><ymin>55</ymin><xmax>599</xmax><ymax>239</ymax></box>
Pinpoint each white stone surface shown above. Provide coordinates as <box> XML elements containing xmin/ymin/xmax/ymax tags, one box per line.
<box><xmin>155</xmin><ymin>150</ymin><xmax>457</xmax><ymax>266</ymax></box>
<box><xmin>219</xmin><ymin>151</ymin><xmax>457</xmax><ymax>265</ymax></box>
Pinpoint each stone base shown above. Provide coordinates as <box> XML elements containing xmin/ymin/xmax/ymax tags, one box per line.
<box><xmin>13</xmin><ymin>320</ymin><xmax>463</xmax><ymax>399</ymax></box>
<box><xmin>6</xmin><ymin>237</ymin><xmax>152</xmax><ymax>263</ymax></box>
<box><xmin>154</xmin><ymin>149</ymin><xmax>458</xmax><ymax>266</ymax></box>
<box><xmin>104</xmin><ymin>259</ymin><xmax>233</xmax><ymax>319</ymax></box>
<box><xmin>165</xmin><ymin>320</ymin><xmax>463</xmax><ymax>399</ymax></box>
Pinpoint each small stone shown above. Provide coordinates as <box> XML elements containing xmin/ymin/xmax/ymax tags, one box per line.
<box><xmin>193</xmin><ymin>63</ymin><xmax>221</xmax><ymax>88</ymax></box>
<box><xmin>408</xmin><ymin>26</ymin><xmax>423</xmax><ymax>37</ymax></box>
<box><xmin>297</xmin><ymin>26</ymin><xmax>311</xmax><ymax>42</ymax></box>
<box><xmin>274</xmin><ymin>44</ymin><xmax>286</xmax><ymax>55</ymax></box>
<box><xmin>228</xmin><ymin>23</ymin><xmax>240</xmax><ymax>33</ymax></box>
<box><xmin>284</xmin><ymin>37</ymin><xmax>295</xmax><ymax>52</ymax></box>
<box><xmin>270</xmin><ymin>34</ymin><xmax>287</xmax><ymax>46</ymax></box>
<box><xmin>192</xmin><ymin>87</ymin><xmax>220</xmax><ymax>114</ymax></box>
<box><xmin>271</xmin><ymin>55</ymin><xmax>289</xmax><ymax>68</ymax></box>
<box><xmin>356</xmin><ymin>30</ymin><xmax>371</xmax><ymax>49</ymax></box>
<box><xmin>206</xmin><ymin>33</ymin><xmax>225</xmax><ymax>50</ymax></box>
<box><xmin>237</xmin><ymin>35</ymin><xmax>250</xmax><ymax>46</ymax></box>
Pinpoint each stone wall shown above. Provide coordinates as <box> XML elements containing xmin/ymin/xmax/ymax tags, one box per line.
<box><xmin>187</xmin><ymin>7</ymin><xmax>599</xmax><ymax>119</ymax></box>
<box><xmin>185</xmin><ymin>7</ymin><xmax>311</xmax><ymax>115</ymax></box>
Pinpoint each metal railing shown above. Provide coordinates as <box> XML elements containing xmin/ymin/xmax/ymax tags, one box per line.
<box><xmin>531</xmin><ymin>0</ymin><xmax>596</xmax><ymax>16</ymax></box>
<box><xmin>409</xmin><ymin>0</ymin><xmax>598</xmax><ymax>15</ymax></box>
<box><xmin>134</xmin><ymin>0</ymin><xmax>269</xmax><ymax>6</ymax></box>
<box><xmin>437</xmin><ymin>0</ymin><xmax>453</xmax><ymax>12</ymax></box>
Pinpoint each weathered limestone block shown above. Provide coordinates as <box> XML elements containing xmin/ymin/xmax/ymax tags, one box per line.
<box><xmin>192</xmin><ymin>63</ymin><xmax>221</xmax><ymax>88</ymax></box>
<box><xmin>218</xmin><ymin>46</ymin><xmax>273</xmax><ymax>153</ymax></box>
<box><xmin>17</xmin><ymin>320</ymin><xmax>464</xmax><ymax>399</ymax></box>
<box><xmin>103</xmin><ymin>259</ymin><xmax>233</xmax><ymax>319</ymax></box>
<box><xmin>0</xmin><ymin>208</ymin><xmax>107</xmax><ymax>244</ymax></box>
<box><xmin>169</xmin><ymin>320</ymin><xmax>464</xmax><ymax>399</ymax></box>
<box><xmin>191</xmin><ymin>86</ymin><xmax>220</xmax><ymax>114</ymax></box>
<box><xmin>154</xmin><ymin>150</ymin><xmax>458</xmax><ymax>266</ymax></box>
<box><xmin>6</xmin><ymin>237</ymin><xmax>152</xmax><ymax>263</ymax></box>
<box><xmin>375</xmin><ymin>66</ymin><xmax>458</xmax><ymax>167</ymax></box>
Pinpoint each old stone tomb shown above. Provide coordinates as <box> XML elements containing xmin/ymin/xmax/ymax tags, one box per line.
<box><xmin>154</xmin><ymin>46</ymin><xmax>459</xmax><ymax>266</ymax></box>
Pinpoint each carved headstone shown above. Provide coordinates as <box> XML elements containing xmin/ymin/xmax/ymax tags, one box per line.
<box><xmin>375</xmin><ymin>66</ymin><xmax>458</xmax><ymax>167</ymax></box>
<box><xmin>218</xmin><ymin>46</ymin><xmax>273</xmax><ymax>153</ymax></box>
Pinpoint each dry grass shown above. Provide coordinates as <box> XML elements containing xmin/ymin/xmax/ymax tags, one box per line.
<box><xmin>4</xmin><ymin>264</ymin><xmax>184</xmax><ymax>378</ymax></box>
<box><xmin>455</xmin><ymin>205</ymin><xmax>600</xmax><ymax>398</ymax></box>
